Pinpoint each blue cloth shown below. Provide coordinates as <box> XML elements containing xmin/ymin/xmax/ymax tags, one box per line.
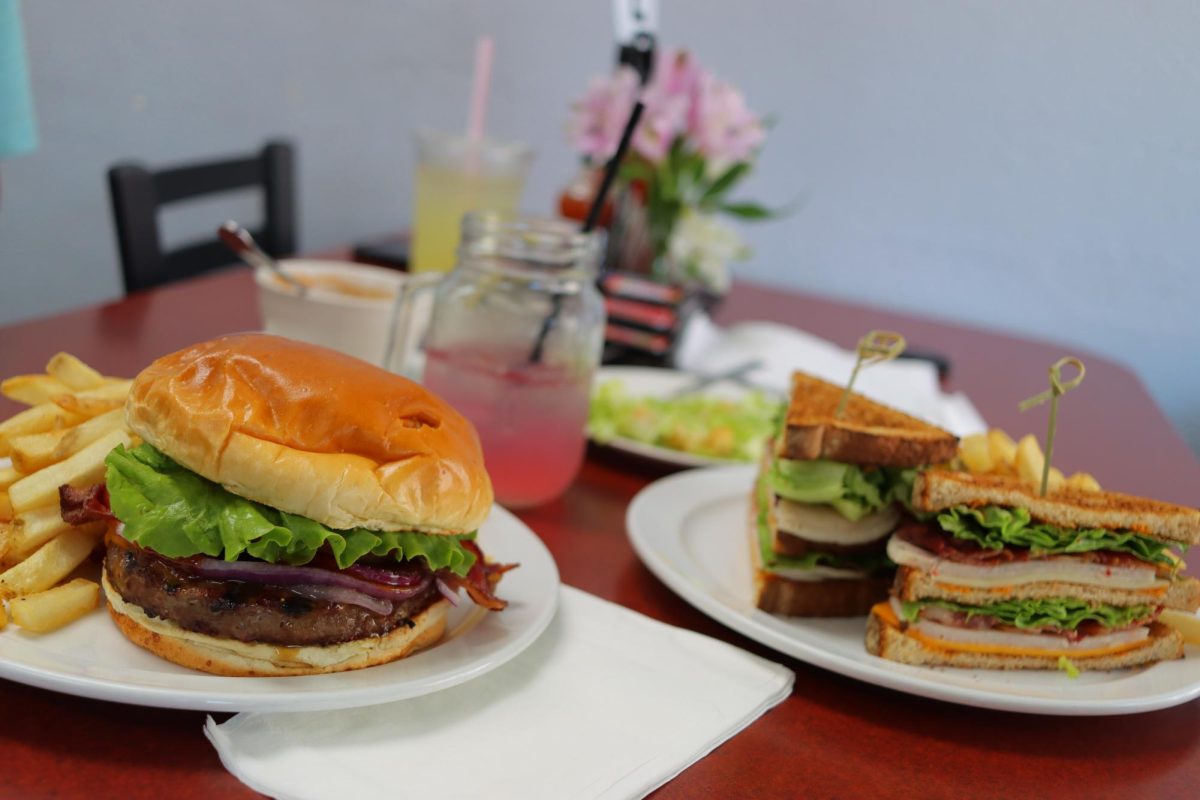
<box><xmin>0</xmin><ymin>0</ymin><xmax>37</xmax><ymax>158</ymax></box>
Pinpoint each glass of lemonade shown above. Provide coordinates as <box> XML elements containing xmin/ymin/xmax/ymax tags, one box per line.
<box><xmin>409</xmin><ymin>132</ymin><xmax>533</xmax><ymax>274</ymax></box>
<box><xmin>388</xmin><ymin>213</ymin><xmax>605</xmax><ymax>508</ymax></box>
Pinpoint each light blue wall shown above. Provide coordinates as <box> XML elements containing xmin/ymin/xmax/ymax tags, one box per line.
<box><xmin>1</xmin><ymin>1</ymin><xmax>1197</xmax><ymax>453</ymax></box>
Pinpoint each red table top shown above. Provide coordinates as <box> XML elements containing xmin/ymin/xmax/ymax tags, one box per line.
<box><xmin>1</xmin><ymin>266</ymin><xmax>1197</xmax><ymax>800</ymax></box>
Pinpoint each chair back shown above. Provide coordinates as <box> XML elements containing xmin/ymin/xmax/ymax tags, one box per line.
<box><xmin>108</xmin><ymin>140</ymin><xmax>296</xmax><ymax>293</ymax></box>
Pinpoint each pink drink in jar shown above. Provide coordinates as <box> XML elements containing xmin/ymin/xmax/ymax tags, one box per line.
<box><xmin>423</xmin><ymin>346</ymin><xmax>592</xmax><ymax>508</ymax></box>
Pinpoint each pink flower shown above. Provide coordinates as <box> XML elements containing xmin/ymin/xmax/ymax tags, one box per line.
<box><xmin>567</xmin><ymin>66</ymin><xmax>640</xmax><ymax>162</ymax></box>
<box><xmin>566</xmin><ymin>48</ymin><xmax>764</xmax><ymax>168</ymax></box>
<box><xmin>631</xmin><ymin>50</ymin><xmax>704</xmax><ymax>164</ymax></box>
<box><xmin>691</xmin><ymin>74</ymin><xmax>765</xmax><ymax>167</ymax></box>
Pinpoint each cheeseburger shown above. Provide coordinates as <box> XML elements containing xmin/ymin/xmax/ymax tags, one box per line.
<box><xmin>61</xmin><ymin>334</ymin><xmax>511</xmax><ymax>676</ymax></box>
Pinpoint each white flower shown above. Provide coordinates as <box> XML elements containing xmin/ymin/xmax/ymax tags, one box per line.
<box><xmin>667</xmin><ymin>209</ymin><xmax>750</xmax><ymax>294</ymax></box>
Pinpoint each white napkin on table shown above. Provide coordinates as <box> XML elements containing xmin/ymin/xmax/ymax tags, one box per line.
<box><xmin>206</xmin><ymin>586</ymin><xmax>794</xmax><ymax>800</ymax></box>
<box><xmin>675</xmin><ymin>314</ymin><xmax>987</xmax><ymax>436</ymax></box>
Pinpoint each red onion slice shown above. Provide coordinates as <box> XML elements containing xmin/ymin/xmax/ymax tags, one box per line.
<box><xmin>186</xmin><ymin>557</ymin><xmax>432</xmax><ymax>601</ymax></box>
<box><xmin>289</xmin><ymin>584</ymin><xmax>394</xmax><ymax>616</ymax></box>
<box><xmin>346</xmin><ymin>562</ymin><xmax>430</xmax><ymax>587</ymax></box>
<box><xmin>435</xmin><ymin>577</ymin><xmax>460</xmax><ymax>607</ymax></box>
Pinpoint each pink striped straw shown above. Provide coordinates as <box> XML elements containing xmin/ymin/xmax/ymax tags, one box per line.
<box><xmin>466</xmin><ymin>35</ymin><xmax>494</xmax><ymax>146</ymax></box>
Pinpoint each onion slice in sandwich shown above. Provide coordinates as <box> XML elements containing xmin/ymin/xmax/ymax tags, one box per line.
<box><xmin>185</xmin><ymin>556</ymin><xmax>434</xmax><ymax>601</ymax></box>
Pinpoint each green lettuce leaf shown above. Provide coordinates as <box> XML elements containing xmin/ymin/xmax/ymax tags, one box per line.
<box><xmin>755</xmin><ymin>470</ymin><xmax>891</xmax><ymax>574</ymax></box>
<box><xmin>768</xmin><ymin>457</ymin><xmax>915</xmax><ymax>522</ymax></box>
<box><xmin>899</xmin><ymin>596</ymin><xmax>1154</xmax><ymax>632</ymax></box>
<box><xmin>105</xmin><ymin>443</ymin><xmax>477</xmax><ymax>575</ymax></box>
<box><xmin>936</xmin><ymin>505</ymin><xmax>1175</xmax><ymax>567</ymax></box>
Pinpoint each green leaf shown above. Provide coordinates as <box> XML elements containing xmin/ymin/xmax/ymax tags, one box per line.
<box><xmin>755</xmin><ymin>472</ymin><xmax>891</xmax><ymax>574</ymax></box>
<box><xmin>719</xmin><ymin>201</ymin><xmax>774</xmax><ymax>220</ymax></box>
<box><xmin>936</xmin><ymin>505</ymin><xmax>1175</xmax><ymax>567</ymax></box>
<box><xmin>105</xmin><ymin>444</ymin><xmax>478</xmax><ymax>575</ymax></box>
<box><xmin>699</xmin><ymin>162</ymin><xmax>751</xmax><ymax>207</ymax></box>
<box><xmin>618</xmin><ymin>159</ymin><xmax>655</xmax><ymax>185</ymax></box>
<box><xmin>769</xmin><ymin>457</ymin><xmax>915</xmax><ymax>522</ymax></box>
<box><xmin>900</xmin><ymin>597</ymin><xmax>1155</xmax><ymax>633</ymax></box>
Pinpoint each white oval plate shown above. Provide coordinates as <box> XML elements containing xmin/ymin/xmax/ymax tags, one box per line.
<box><xmin>0</xmin><ymin>505</ymin><xmax>559</xmax><ymax>712</ymax></box>
<box><xmin>590</xmin><ymin>366</ymin><xmax>769</xmax><ymax>469</ymax></box>
<box><xmin>627</xmin><ymin>465</ymin><xmax>1200</xmax><ymax>716</ymax></box>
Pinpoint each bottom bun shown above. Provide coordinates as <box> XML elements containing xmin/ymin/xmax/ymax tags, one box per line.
<box><xmin>102</xmin><ymin>570</ymin><xmax>449</xmax><ymax>677</ymax></box>
<box><xmin>865</xmin><ymin>605</ymin><xmax>1184</xmax><ymax>671</ymax></box>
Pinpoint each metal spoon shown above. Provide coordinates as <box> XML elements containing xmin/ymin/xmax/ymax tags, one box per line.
<box><xmin>218</xmin><ymin>220</ymin><xmax>307</xmax><ymax>296</ymax></box>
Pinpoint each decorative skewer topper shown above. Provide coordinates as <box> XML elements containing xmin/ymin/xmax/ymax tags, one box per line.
<box><xmin>1018</xmin><ymin>357</ymin><xmax>1086</xmax><ymax>497</ymax></box>
<box><xmin>834</xmin><ymin>330</ymin><xmax>906</xmax><ymax>419</ymax></box>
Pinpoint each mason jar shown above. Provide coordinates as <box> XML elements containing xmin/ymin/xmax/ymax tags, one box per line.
<box><xmin>387</xmin><ymin>212</ymin><xmax>605</xmax><ymax>508</ymax></box>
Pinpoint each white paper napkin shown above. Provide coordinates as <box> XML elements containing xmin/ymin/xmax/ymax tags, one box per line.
<box><xmin>675</xmin><ymin>314</ymin><xmax>987</xmax><ymax>436</ymax></box>
<box><xmin>206</xmin><ymin>586</ymin><xmax>794</xmax><ymax>800</ymax></box>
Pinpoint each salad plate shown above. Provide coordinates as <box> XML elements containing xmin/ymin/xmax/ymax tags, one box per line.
<box><xmin>627</xmin><ymin>465</ymin><xmax>1200</xmax><ymax>716</ymax></box>
<box><xmin>0</xmin><ymin>504</ymin><xmax>559</xmax><ymax>712</ymax></box>
<box><xmin>588</xmin><ymin>365</ymin><xmax>781</xmax><ymax>469</ymax></box>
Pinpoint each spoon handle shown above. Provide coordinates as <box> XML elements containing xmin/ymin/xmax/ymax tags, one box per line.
<box><xmin>218</xmin><ymin>221</ymin><xmax>307</xmax><ymax>294</ymax></box>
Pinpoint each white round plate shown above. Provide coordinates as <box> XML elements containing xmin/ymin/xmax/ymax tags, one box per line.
<box><xmin>590</xmin><ymin>365</ymin><xmax>769</xmax><ymax>469</ymax></box>
<box><xmin>627</xmin><ymin>465</ymin><xmax>1200</xmax><ymax>716</ymax></box>
<box><xmin>0</xmin><ymin>505</ymin><xmax>559</xmax><ymax>712</ymax></box>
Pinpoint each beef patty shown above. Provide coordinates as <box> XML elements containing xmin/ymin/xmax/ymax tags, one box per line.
<box><xmin>103</xmin><ymin>539</ymin><xmax>441</xmax><ymax>647</ymax></box>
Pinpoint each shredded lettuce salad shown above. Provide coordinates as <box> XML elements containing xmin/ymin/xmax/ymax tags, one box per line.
<box><xmin>588</xmin><ymin>380</ymin><xmax>783</xmax><ymax>462</ymax></box>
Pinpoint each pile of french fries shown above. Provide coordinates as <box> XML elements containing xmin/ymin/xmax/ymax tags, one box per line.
<box><xmin>957</xmin><ymin>428</ymin><xmax>1100</xmax><ymax>492</ymax></box>
<box><xmin>0</xmin><ymin>354</ymin><xmax>135</xmax><ymax>633</ymax></box>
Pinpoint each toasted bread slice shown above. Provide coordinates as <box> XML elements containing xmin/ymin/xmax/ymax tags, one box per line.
<box><xmin>893</xmin><ymin>566</ymin><xmax>1200</xmax><ymax>612</ymax></box>
<box><xmin>912</xmin><ymin>471</ymin><xmax>1200</xmax><ymax>546</ymax></box>
<box><xmin>757</xmin><ymin>572</ymin><xmax>892</xmax><ymax>617</ymax></box>
<box><xmin>778</xmin><ymin>371</ymin><xmax>958</xmax><ymax>467</ymax></box>
<box><xmin>866</xmin><ymin>606</ymin><xmax>1184</xmax><ymax>670</ymax></box>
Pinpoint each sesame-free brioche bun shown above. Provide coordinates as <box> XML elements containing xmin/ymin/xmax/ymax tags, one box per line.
<box><xmin>124</xmin><ymin>333</ymin><xmax>493</xmax><ymax>534</ymax></box>
<box><xmin>102</xmin><ymin>570</ymin><xmax>449</xmax><ymax>677</ymax></box>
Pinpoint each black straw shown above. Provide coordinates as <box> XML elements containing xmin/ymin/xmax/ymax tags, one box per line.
<box><xmin>528</xmin><ymin>100</ymin><xmax>646</xmax><ymax>363</ymax></box>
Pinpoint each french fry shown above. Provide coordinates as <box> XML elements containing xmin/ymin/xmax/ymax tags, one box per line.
<box><xmin>0</xmin><ymin>491</ymin><xmax>12</xmax><ymax>522</ymax></box>
<box><xmin>1015</xmin><ymin>434</ymin><xmax>1045</xmax><ymax>486</ymax></box>
<box><xmin>959</xmin><ymin>434</ymin><xmax>994</xmax><ymax>474</ymax></box>
<box><xmin>9</xmin><ymin>407</ymin><xmax>125</xmax><ymax>473</ymax></box>
<box><xmin>0</xmin><ymin>528</ymin><xmax>99</xmax><ymax>599</ymax></box>
<box><xmin>986</xmin><ymin>429</ymin><xmax>1018</xmax><ymax>475</ymax></box>
<box><xmin>6</xmin><ymin>508</ymin><xmax>102</xmax><ymax>565</ymax></box>
<box><xmin>8</xmin><ymin>429</ymin><xmax>131</xmax><ymax>514</ymax></box>
<box><xmin>52</xmin><ymin>380</ymin><xmax>132</xmax><ymax>418</ymax></box>
<box><xmin>45</xmin><ymin>352</ymin><xmax>106</xmax><ymax>391</ymax></box>
<box><xmin>0</xmin><ymin>598</ymin><xmax>7</xmax><ymax>630</ymax></box>
<box><xmin>0</xmin><ymin>466</ymin><xmax>22</xmax><ymax>491</ymax></box>
<box><xmin>0</xmin><ymin>523</ymin><xmax>11</xmax><ymax>563</ymax></box>
<box><xmin>1</xmin><ymin>374</ymin><xmax>74</xmax><ymax>406</ymax></box>
<box><xmin>8</xmin><ymin>579</ymin><xmax>101</xmax><ymax>633</ymax></box>
<box><xmin>9</xmin><ymin>428</ymin><xmax>68</xmax><ymax>473</ymax></box>
<box><xmin>1046</xmin><ymin>466</ymin><xmax>1066</xmax><ymax>492</ymax></box>
<box><xmin>1066</xmin><ymin>472</ymin><xmax>1102</xmax><ymax>492</ymax></box>
<box><xmin>0</xmin><ymin>403</ymin><xmax>84</xmax><ymax>456</ymax></box>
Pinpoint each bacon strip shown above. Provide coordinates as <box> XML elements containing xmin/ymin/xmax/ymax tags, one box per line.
<box><xmin>440</xmin><ymin>539</ymin><xmax>518</xmax><ymax>611</ymax></box>
<box><xmin>59</xmin><ymin>483</ymin><xmax>116</xmax><ymax>525</ymax></box>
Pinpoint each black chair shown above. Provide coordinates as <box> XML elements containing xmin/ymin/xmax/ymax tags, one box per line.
<box><xmin>107</xmin><ymin>140</ymin><xmax>297</xmax><ymax>293</ymax></box>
